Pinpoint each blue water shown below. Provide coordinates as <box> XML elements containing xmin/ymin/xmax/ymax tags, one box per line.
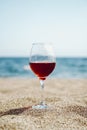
<box><xmin>0</xmin><ymin>57</ymin><xmax>87</xmax><ymax>78</ymax></box>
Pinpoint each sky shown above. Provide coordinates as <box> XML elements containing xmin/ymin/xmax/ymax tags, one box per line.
<box><xmin>0</xmin><ymin>0</ymin><xmax>87</xmax><ymax>57</ymax></box>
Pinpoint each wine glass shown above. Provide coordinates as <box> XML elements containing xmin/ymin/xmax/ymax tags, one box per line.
<box><xmin>29</xmin><ymin>43</ymin><xmax>56</xmax><ymax>109</ymax></box>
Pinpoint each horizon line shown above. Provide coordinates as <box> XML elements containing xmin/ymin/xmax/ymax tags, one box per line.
<box><xmin>0</xmin><ymin>56</ymin><xmax>87</xmax><ymax>58</ymax></box>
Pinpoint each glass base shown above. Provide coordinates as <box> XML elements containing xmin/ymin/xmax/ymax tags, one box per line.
<box><xmin>32</xmin><ymin>102</ymin><xmax>48</xmax><ymax>109</ymax></box>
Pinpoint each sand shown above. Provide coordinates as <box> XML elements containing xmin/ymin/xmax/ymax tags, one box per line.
<box><xmin>0</xmin><ymin>78</ymin><xmax>87</xmax><ymax>130</ymax></box>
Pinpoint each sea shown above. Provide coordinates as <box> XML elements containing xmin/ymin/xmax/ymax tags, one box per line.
<box><xmin>0</xmin><ymin>57</ymin><xmax>87</xmax><ymax>78</ymax></box>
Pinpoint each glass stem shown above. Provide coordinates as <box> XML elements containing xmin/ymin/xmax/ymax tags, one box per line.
<box><xmin>40</xmin><ymin>80</ymin><xmax>45</xmax><ymax>105</ymax></box>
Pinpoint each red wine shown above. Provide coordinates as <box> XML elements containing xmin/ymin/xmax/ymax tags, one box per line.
<box><xmin>29</xmin><ymin>62</ymin><xmax>56</xmax><ymax>80</ymax></box>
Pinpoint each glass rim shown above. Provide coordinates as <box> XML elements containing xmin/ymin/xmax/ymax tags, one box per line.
<box><xmin>32</xmin><ymin>43</ymin><xmax>53</xmax><ymax>45</ymax></box>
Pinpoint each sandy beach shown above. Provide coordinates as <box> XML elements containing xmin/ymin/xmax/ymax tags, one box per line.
<box><xmin>0</xmin><ymin>78</ymin><xmax>87</xmax><ymax>130</ymax></box>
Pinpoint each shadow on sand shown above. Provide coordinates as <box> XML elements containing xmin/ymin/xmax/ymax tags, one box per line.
<box><xmin>0</xmin><ymin>106</ymin><xmax>50</xmax><ymax>117</ymax></box>
<box><xmin>0</xmin><ymin>105</ymin><xmax>87</xmax><ymax>119</ymax></box>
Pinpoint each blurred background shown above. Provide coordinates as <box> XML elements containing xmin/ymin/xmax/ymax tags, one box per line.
<box><xmin>0</xmin><ymin>0</ymin><xmax>87</xmax><ymax>78</ymax></box>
